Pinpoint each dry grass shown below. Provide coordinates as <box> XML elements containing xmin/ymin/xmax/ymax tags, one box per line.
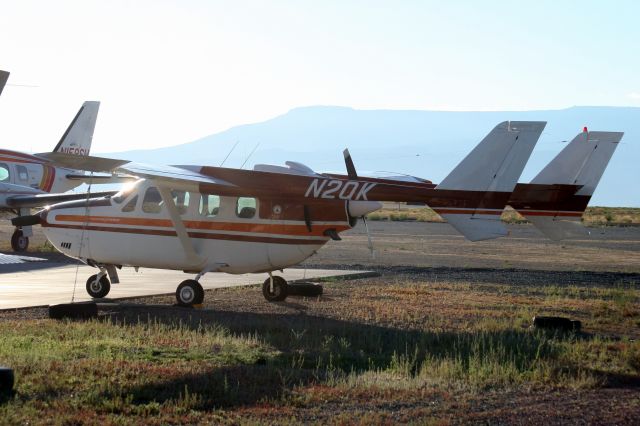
<box><xmin>0</xmin><ymin>273</ymin><xmax>638</xmax><ymax>424</ymax></box>
<box><xmin>369</xmin><ymin>205</ymin><xmax>640</xmax><ymax>226</ymax></box>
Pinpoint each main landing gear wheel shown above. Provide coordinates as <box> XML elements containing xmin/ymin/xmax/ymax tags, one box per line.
<box><xmin>86</xmin><ymin>274</ymin><xmax>111</xmax><ymax>299</ymax></box>
<box><xmin>176</xmin><ymin>280</ymin><xmax>204</xmax><ymax>306</ymax></box>
<box><xmin>11</xmin><ymin>229</ymin><xmax>29</xmax><ymax>252</ymax></box>
<box><xmin>262</xmin><ymin>276</ymin><xmax>288</xmax><ymax>302</ymax></box>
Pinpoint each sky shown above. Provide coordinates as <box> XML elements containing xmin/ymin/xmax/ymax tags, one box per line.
<box><xmin>1</xmin><ymin>0</ymin><xmax>639</xmax><ymax>154</ymax></box>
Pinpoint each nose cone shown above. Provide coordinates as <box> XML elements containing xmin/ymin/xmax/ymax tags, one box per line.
<box><xmin>347</xmin><ymin>200</ymin><xmax>383</xmax><ymax>217</ymax></box>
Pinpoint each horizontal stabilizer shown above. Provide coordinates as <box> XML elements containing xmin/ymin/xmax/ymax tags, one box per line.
<box><xmin>443</xmin><ymin>213</ymin><xmax>508</xmax><ymax>241</ymax></box>
<box><xmin>36</xmin><ymin>152</ymin><xmax>129</xmax><ymax>172</ymax></box>
<box><xmin>526</xmin><ymin>216</ymin><xmax>590</xmax><ymax>240</ymax></box>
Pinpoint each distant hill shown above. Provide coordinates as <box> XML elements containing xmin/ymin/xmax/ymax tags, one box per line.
<box><xmin>105</xmin><ymin>106</ymin><xmax>639</xmax><ymax>206</ymax></box>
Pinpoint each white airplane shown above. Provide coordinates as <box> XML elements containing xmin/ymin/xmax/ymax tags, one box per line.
<box><xmin>18</xmin><ymin>121</ymin><xmax>547</xmax><ymax>305</ymax></box>
<box><xmin>0</xmin><ymin>70</ymin><xmax>119</xmax><ymax>250</ymax></box>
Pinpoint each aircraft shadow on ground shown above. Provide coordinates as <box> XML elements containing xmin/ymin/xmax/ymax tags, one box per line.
<box><xmin>96</xmin><ymin>307</ymin><xmax>638</xmax><ymax>409</ymax></box>
<box><xmin>0</xmin><ymin>252</ymin><xmax>80</xmax><ymax>273</ymax></box>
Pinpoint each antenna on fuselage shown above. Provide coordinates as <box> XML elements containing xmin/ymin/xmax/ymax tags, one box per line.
<box><xmin>220</xmin><ymin>139</ymin><xmax>240</xmax><ymax>167</ymax></box>
<box><xmin>240</xmin><ymin>142</ymin><xmax>260</xmax><ymax>169</ymax></box>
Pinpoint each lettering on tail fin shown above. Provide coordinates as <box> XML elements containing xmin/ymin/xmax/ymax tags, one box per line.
<box><xmin>57</xmin><ymin>147</ymin><xmax>89</xmax><ymax>156</ymax></box>
<box><xmin>304</xmin><ymin>178</ymin><xmax>377</xmax><ymax>200</ymax></box>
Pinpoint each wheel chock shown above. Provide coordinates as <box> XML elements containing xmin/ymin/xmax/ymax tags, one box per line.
<box><xmin>0</xmin><ymin>366</ymin><xmax>14</xmax><ymax>395</ymax></box>
<box><xmin>49</xmin><ymin>303</ymin><xmax>98</xmax><ymax>320</ymax></box>
<box><xmin>532</xmin><ymin>316</ymin><xmax>581</xmax><ymax>332</ymax></box>
<box><xmin>287</xmin><ymin>282</ymin><xmax>323</xmax><ymax>297</ymax></box>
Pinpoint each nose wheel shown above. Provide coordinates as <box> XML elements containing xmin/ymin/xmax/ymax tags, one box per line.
<box><xmin>11</xmin><ymin>229</ymin><xmax>29</xmax><ymax>252</ymax></box>
<box><xmin>86</xmin><ymin>274</ymin><xmax>111</xmax><ymax>298</ymax></box>
<box><xmin>262</xmin><ymin>275</ymin><xmax>288</xmax><ymax>302</ymax></box>
<box><xmin>176</xmin><ymin>280</ymin><xmax>205</xmax><ymax>306</ymax></box>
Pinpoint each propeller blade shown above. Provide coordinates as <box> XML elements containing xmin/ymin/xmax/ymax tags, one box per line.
<box><xmin>343</xmin><ymin>149</ymin><xmax>358</xmax><ymax>180</ymax></box>
<box><xmin>362</xmin><ymin>216</ymin><xmax>375</xmax><ymax>259</ymax></box>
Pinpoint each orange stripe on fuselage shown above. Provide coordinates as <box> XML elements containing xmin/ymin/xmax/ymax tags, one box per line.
<box><xmin>431</xmin><ymin>208</ymin><xmax>503</xmax><ymax>215</ymax></box>
<box><xmin>53</xmin><ymin>214</ymin><xmax>350</xmax><ymax>237</ymax></box>
<box><xmin>518</xmin><ymin>211</ymin><xmax>582</xmax><ymax>217</ymax></box>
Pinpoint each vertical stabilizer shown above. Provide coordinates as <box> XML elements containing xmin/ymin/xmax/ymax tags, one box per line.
<box><xmin>514</xmin><ymin>130</ymin><xmax>623</xmax><ymax>240</ymax></box>
<box><xmin>0</xmin><ymin>70</ymin><xmax>9</xmax><ymax>97</ymax></box>
<box><xmin>53</xmin><ymin>101</ymin><xmax>100</xmax><ymax>156</ymax></box>
<box><xmin>435</xmin><ymin>121</ymin><xmax>546</xmax><ymax>241</ymax></box>
<box><xmin>531</xmin><ymin>130</ymin><xmax>623</xmax><ymax>195</ymax></box>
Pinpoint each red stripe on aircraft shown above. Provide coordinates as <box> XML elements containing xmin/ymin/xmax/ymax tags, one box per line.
<box><xmin>44</xmin><ymin>223</ymin><xmax>327</xmax><ymax>245</ymax></box>
<box><xmin>52</xmin><ymin>214</ymin><xmax>350</xmax><ymax>237</ymax></box>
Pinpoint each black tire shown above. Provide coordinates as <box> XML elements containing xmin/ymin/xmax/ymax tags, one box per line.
<box><xmin>262</xmin><ymin>276</ymin><xmax>288</xmax><ymax>302</ymax></box>
<box><xmin>176</xmin><ymin>280</ymin><xmax>204</xmax><ymax>306</ymax></box>
<box><xmin>86</xmin><ymin>274</ymin><xmax>111</xmax><ymax>299</ymax></box>
<box><xmin>0</xmin><ymin>366</ymin><xmax>14</xmax><ymax>395</ymax></box>
<box><xmin>10</xmin><ymin>229</ymin><xmax>29</xmax><ymax>252</ymax></box>
<box><xmin>287</xmin><ymin>282</ymin><xmax>323</xmax><ymax>297</ymax></box>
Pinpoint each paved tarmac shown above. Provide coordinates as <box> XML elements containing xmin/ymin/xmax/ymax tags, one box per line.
<box><xmin>0</xmin><ymin>258</ymin><xmax>372</xmax><ymax>309</ymax></box>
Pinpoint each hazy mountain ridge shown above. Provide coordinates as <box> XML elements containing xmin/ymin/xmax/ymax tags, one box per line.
<box><xmin>104</xmin><ymin>106</ymin><xmax>639</xmax><ymax>206</ymax></box>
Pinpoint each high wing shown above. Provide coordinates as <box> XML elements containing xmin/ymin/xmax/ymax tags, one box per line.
<box><xmin>36</xmin><ymin>152</ymin><xmax>236</xmax><ymax>192</ymax></box>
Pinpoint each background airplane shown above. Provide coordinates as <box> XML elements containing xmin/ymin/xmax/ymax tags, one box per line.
<box><xmin>0</xmin><ymin>92</ymin><xmax>116</xmax><ymax>251</ymax></box>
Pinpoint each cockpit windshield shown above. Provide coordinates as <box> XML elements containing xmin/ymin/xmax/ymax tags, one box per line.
<box><xmin>111</xmin><ymin>180</ymin><xmax>142</xmax><ymax>204</ymax></box>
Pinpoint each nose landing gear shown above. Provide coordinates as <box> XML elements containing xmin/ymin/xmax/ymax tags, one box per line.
<box><xmin>262</xmin><ymin>275</ymin><xmax>288</xmax><ymax>302</ymax></box>
<box><xmin>10</xmin><ymin>228</ymin><xmax>28</xmax><ymax>252</ymax></box>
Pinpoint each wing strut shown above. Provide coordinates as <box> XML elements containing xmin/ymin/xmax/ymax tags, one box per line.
<box><xmin>157</xmin><ymin>186</ymin><xmax>203</xmax><ymax>268</ymax></box>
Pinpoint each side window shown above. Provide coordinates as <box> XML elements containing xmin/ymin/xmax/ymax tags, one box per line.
<box><xmin>121</xmin><ymin>195</ymin><xmax>138</xmax><ymax>213</ymax></box>
<box><xmin>0</xmin><ymin>163</ymin><xmax>9</xmax><ymax>182</ymax></box>
<box><xmin>16</xmin><ymin>165</ymin><xmax>28</xmax><ymax>182</ymax></box>
<box><xmin>236</xmin><ymin>197</ymin><xmax>257</xmax><ymax>218</ymax></box>
<box><xmin>199</xmin><ymin>194</ymin><xmax>220</xmax><ymax>217</ymax></box>
<box><xmin>171</xmin><ymin>190</ymin><xmax>190</xmax><ymax>215</ymax></box>
<box><xmin>142</xmin><ymin>187</ymin><xmax>162</xmax><ymax>214</ymax></box>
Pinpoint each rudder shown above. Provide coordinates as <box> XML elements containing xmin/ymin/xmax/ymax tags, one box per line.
<box><xmin>53</xmin><ymin>101</ymin><xmax>100</xmax><ymax>156</ymax></box>
<box><xmin>434</xmin><ymin>121</ymin><xmax>546</xmax><ymax>241</ymax></box>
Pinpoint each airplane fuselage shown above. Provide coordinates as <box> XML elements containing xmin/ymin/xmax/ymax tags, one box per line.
<box><xmin>39</xmin><ymin>179</ymin><xmax>373</xmax><ymax>274</ymax></box>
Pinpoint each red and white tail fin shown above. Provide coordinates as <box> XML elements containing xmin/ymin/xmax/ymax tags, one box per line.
<box><xmin>0</xmin><ymin>70</ymin><xmax>9</xmax><ymax>97</ymax></box>
<box><xmin>52</xmin><ymin>101</ymin><xmax>100</xmax><ymax>156</ymax></box>
<box><xmin>435</xmin><ymin>121</ymin><xmax>546</xmax><ymax>241</ymax></box>
<box><xmin>514</xmin><ymin>129</ymin><xmax>623</xmax><ymax>240</ymax></box>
